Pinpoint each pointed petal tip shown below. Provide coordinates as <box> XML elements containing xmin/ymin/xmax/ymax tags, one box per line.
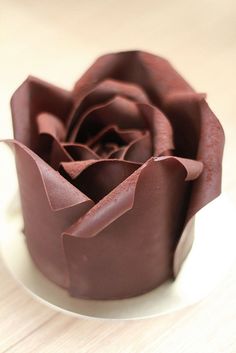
<box><xmin>153</xmin><ymin>156</ymin><xmax>203</xmax><ymax>181</ymax></box>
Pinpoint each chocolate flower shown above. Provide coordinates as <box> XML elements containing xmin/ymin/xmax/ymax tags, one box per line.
<box><xmin>7</xmin><ymin>51</ymin><xmax>224</xmax><ymax>299</ymax></box>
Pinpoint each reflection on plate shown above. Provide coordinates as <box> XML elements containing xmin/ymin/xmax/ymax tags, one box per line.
<box><xmin>0</xmin><ymin>194</ymin><xmax>235</xmax><ymax>320</ymax></box>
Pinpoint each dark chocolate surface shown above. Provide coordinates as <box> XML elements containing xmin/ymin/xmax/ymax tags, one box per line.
<box><xmin>7</xmin><ymin>51</ymin><xmax>224</xmax><ymax>299</ymax></box>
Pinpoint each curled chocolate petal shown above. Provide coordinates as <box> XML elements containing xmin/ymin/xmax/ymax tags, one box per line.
<box><xmin>123</xmin><ymin>133</ymin><xmax>152</xmax><ymax>163</ymax></box>
<box><xmin>155</xmin><ymin>156</ymin><xmax>203</xmax><ymax>181</ymax></box>
<box><xmin>62</xmin><ymin>143</ymin><xmax>99</xmax><ymax>160</ymax></box>
<box><xmin>5</xmin><ymin>139</ymin><xmax>93</xmax><ymax>288</ymax></box>
<box><xmin>37</xmin><ymin>112</ymin><xmax>72</xmax><ymax>168</ymax></box>
<box><xmin>37</xmin><ymin>112</ymin><xmax>66</xmax><ymax>141</ymax></box>
<box><xmin>63</xmin><ymin>157</ymin><xmax>203</xmax><ymax>299</ymax></box>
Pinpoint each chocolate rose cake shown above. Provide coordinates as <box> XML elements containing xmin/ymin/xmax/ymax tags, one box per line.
<box><xmin>6</xmin><ymin>51</ymin><xmax>224</xmax><ymax>299</ymax></box>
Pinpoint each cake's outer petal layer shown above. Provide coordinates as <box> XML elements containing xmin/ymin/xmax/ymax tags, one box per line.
<box><xmin>163</xmin><ymin>95</ymin><xmax>225</xmax><ymax>275</ymax></box>
<box><xmin>5</xmin><ymin>140</ymin><xmax>94</xmax><ymax>288</ymax></box>
<box><xmin>10</xmin><ymin>76</ymin><xmax>72</xmax><ymax>152</ymax></box>
<box><xmin>63</xmin><ymin>157</ymin><xmax>202</xmax><ymax>299</ymax></box>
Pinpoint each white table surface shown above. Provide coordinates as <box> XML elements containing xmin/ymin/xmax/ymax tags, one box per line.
<box><xmin>0</xmin><ymin>0</ymin><xmax>236</xmax><ymax>352</ymax></box>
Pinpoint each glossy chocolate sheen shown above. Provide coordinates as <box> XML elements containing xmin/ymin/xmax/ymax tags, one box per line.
<box><xmin>7</xmin><ymin>51</ymin><xmax>224</xmax><ymax>299</ymax></box>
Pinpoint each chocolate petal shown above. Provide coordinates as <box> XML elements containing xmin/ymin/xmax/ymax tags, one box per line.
<box><xmin>62</xmin><ymin>143</ymin><xmax>99</xmax><ymax>160</ymax></box>
<box><xmin>60</xmin><ymin>160</ymin><xmax>98</xmax><ymax>179</ymax></box>
<box><xmin>72</xmin><ymin>51</ymin><xmax>194</xmax><ymax>112</ymax></box>
<box><xmin>163</xmin><ymin>92</ymin><xmax>206</xmax><ymax>159</ymax></box>
<box><xmin>62</xmin><ymin>156</ymin><xmax>202</xmax><ymax>299</ymax></box>
<box><xmin>163</xmin><ymin>93</ymin><xmax>224</xmax><ymax>219</ymax></box>
<box><xmin>11</xmin><ymin>76</ymin><xmax>72</xmax><ymax>152</ymax></box>
<box><xmin>155</xmin><ymin>156</ymin><xmax>203</xmax><ymax>180</ymax></box>
<box><xmin>37</xmin><ymin>112</ymin><xmax>66</xmax><ymax>141</ymax></box>
<box><xmin>123</xmin><ymin>133</ymin><xmax>152</xmax><ymax>163</ymax></box>
<box><xmin>163</xmin><ymin>95</ymin><xmax>224</xmax><ymax>275</ymax></box>
<box><xmin>37</xmin><ymin>112</ymin><xmax>72</xmax><ymax>169</ymax></box>
<box><xmin>138</xmin><ymin>103</ymin><xmax>175</xmax><ymax>156</ymax></box>
<box><xmin>5</xmin><ymin>139</ymin><xmax>93</xmax><ymax>288</ymax></box>
<box><xmin>70</xmin><ymin>96</ymin><xmax>146</xmax><ymax>143</ymax></box>
<box><xmin>38</xmin><ymin>137</ymin><xmax>72</xmax><ymax>170</ymax></box>
<box><xmin>48</xmin><ymin>139</ymin><xmax>73</xmax><ymax>170</ymax></box>
<box><xmin>60</xmin><ymin>159</ymin><xmax>141</xmax><ymax>203</ymax></box>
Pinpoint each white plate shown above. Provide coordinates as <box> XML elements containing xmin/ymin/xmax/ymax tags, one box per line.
<box><xmin>0</xmin><ymin>194</ymin><xmax>235</xmax><ymax>320</ymax></box>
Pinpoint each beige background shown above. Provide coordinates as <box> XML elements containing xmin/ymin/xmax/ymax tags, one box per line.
<box><xmin>0</xmin><ymin>0</ymin><xmax>236</xmax><ymax>352</ymax></box>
